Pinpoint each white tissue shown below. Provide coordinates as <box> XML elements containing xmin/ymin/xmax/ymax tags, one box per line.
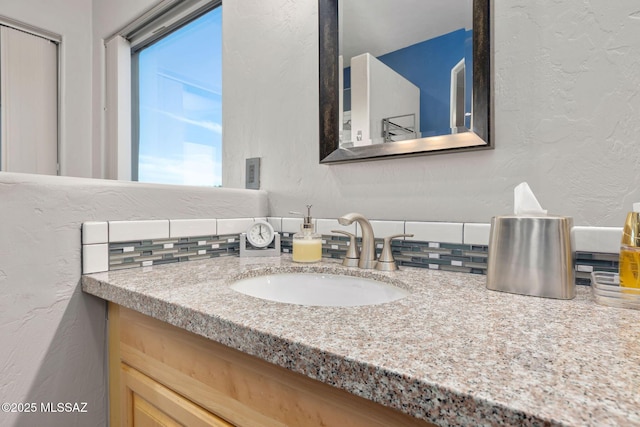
<box><xmin>514</xmin><ymin>182</ymin><xmax>547</xmax><ymax>215</ymax></box>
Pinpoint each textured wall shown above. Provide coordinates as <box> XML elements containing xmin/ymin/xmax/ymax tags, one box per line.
<box><xmin>0</xmin><ymin>172</ymin><xmax>267</xmax><ymax>426</ymax></box>
<box><xmin>223</xmin><ymin>0</ymin><xmax>640</xmax><ymax>227</ymax></box>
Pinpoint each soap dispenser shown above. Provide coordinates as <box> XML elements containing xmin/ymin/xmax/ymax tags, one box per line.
<box><xmin>291</xmin><ymin>205</ymin><xmax>322</xmax><ymax>263</ymax></box>
<box><xmin>620</xmin><ymin>203</ymin><xmax>640</xmax><ymax>288</ymax></box>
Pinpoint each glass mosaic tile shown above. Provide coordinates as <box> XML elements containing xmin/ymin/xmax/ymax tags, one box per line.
<box><xmin>575</xmin><ymin>251</ymin><xmax>620</xmax><ymax>285</ymax></box>
<box><xmin>109</xmin><ymin>233</ymin><xmax>242</xmax><ymax>271</ymax></box>
<box><xmin>106</xmin><ymin>231</ymin><xmax>617</xmax><ymax>286</ymax></box>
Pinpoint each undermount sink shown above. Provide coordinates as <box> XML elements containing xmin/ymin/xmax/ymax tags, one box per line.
<box><xmin>230</xmin><ymin>272</ymin><xmax>409</xmax><ymax>307</ymax></box>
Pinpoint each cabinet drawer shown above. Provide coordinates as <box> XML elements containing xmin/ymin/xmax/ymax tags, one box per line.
<box><xmin>121</xmin><ymin>363</ymin><xmax>234</xmax><ymax>427</ymax></box>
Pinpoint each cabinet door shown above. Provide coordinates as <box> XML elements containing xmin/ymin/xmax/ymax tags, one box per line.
<box><xmin>131</xmin><ymin>394</ymin><xmax>180</xmax><ymax>427</ymax></box>
<box><xmin>121</xmin><ymin>363</ymin><xmax>234</xmax><ymax>427</ymax></box>
<box><xmin>0</xmin><ymin>25</ymin><xmax>58</xmax><ymax>175</ymax></box>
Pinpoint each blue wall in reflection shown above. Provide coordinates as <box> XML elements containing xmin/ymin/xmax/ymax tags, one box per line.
<box><xmin>343</xmin><ymin>28</ymin><xmax>472</xmax><ymax>137</ymax></box>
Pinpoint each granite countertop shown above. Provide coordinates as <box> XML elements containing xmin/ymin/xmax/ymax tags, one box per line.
<box><xmin>82</xmin><ymin>255</ymin><xmax>640</xmax><ymax>427</ymax></box>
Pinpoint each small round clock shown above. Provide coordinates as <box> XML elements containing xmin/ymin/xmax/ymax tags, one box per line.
<box><xmin>246</xmin><ymin>220</ymin><xmax>275</xmax><ymax>248</ymax></box>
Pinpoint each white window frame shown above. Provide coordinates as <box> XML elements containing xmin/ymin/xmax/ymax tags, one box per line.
<box><xmin>104</xmin><ymin>0</ymin><xmax>221</xmax><ymax>181</ymax></box>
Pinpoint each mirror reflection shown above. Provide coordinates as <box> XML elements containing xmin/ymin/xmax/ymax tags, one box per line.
<box><xmin>319</xmin><ymin>0</ymin><xmax>491</xmax><ymax>164</ymax></box>
<box><xmin>340</xmin><ymin>0</ymin><xmax>473</xmax><ymax>147</ymax></box>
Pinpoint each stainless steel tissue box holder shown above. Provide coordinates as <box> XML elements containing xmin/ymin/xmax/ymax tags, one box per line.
<box><xmin>486</xmin><ymin>215</ymin><xmax>575</xmax><ymax>299</ymax></box>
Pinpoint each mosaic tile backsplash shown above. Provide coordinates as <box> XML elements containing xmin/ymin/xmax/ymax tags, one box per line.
<box><xmin>109</xmin><ymin>235</ymin><xmax>240</xmax><ymax>270</ymax></box>
<box><xmin>575</xmin><ymin>252</ymin><xmax>619</xmax><ymax>286</ymax></box>
<box><xmin>281</xmin><ymin>234</ymin><xmax>489</xmax><ymax>275</ymax></box>
<box><xmin>282</xmin><ymin>234</ymin><xmax>618</xmax><ymax>285</ymax></box>
<box><xmin>82</xmin><ymin>218</ymin><xmax>622</xmax><ymax>285</ymax></box>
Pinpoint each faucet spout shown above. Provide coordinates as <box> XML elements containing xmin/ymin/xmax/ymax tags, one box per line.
<box><xmin>338</xmin><ymin>212</ymin><xmax>376</xmax><ymax>269</ymax></box>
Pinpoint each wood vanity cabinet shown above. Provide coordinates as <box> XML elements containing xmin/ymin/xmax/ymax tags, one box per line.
<box><xmin>120</xmin><ymin>363</ymin><xmax>232</xmax><ymax>426</ymax></box>
<box><xmin>109</xmin><ymin>304</ymin><xmax>436</xmax><ymax>427</ymax></box>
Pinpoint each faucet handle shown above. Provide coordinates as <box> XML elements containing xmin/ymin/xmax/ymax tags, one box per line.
<box><xmin>375</xmin><ymin>233</ymin><xmax>413</xmax><ymax>271</ymax></box>
<box><xmin>331</xmin><ymin>230</ymin><xmax>360</xmax><ymax>267</ymax></box>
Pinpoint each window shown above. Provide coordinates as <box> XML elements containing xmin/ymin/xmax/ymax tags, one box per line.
<box><xmin>132</xmin><ymin>4</ymin><xmax>222</xmax><ymax>186</ymax></box>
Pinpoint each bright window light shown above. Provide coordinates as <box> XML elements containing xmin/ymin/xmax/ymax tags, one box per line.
<box><xmin>136</xmin><ymin>7</ymin><xmax>222</xmax><ymax>186</ymax></box>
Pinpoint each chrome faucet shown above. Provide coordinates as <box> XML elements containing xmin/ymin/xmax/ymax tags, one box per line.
<box><xmin>338</xmin><ymin>212</ymin><xmax>376</xmax><ymax>269</ymax></box>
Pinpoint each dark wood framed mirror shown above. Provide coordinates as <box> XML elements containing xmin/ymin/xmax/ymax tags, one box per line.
<box><xmin>319</xmin><ymin>0</ymin><xmax>491</xmax><ymax>164</ymax></box>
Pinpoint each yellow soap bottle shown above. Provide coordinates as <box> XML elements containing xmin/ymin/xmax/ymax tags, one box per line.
<box><xmin>292</xmin><ymin>205</ymin><xmax>322</xmax><ymax>263</ymax></box>
<box><xmin>620</xmin><ymin>203</ymin><xmax>640</xmax><ymax>288</ymax></box>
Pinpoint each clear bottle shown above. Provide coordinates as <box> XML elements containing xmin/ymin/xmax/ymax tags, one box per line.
<box><xmin>620</xmin><ymin>203</ymin><xmax>640</xmax><ymax>288</ymax></box>
<box><xmin>292</xmin><ymin>205</ymin><xmax>322</xmax><ymax>263</ymax></box>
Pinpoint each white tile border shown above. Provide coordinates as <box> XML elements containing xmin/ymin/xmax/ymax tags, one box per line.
<box><xmin>82</xmin><ymin>243</ymin><xmax>109</xmax><ymax>274</ymax></box>
<box><xmin>82</xmin><ymin>221</ymin><xmax>108</xmax><ymax>244</ymax></box>
<box><xmin>405</xmin><ymin>222</ymin><xmax>463</xmax><ymax>244</ymax></box>
<box><xmin>316</xmin><ymin>218</ymin><xmax>356</xmax><ymax>236</ymax></box>
<box><xmin>169</xmin><ymin>219</ymin><xmax>217</xmax><ymax>238</ymax></box>
<box><xmin>369</xmin><ymin>220</ymin><xmax>405</xmax><ymax>238</ymax></box>
<box><xmin>217</xmin><ymin>218</ymin><xmax>255</xmax><ymax>235</ymax></box>
<box><xmin>82</xmin><ymin>217</ymin><xmax>626</xmax><ymax>275</ymax></box>
<box><xmin>267</xmin><ymin>217</ymin><xmax>282</xmax><ymax>232</ymax></box>
<box><xmin>572</xmin><ymin>226</ymin><xmax>622</xmax><ymax>254</ymax></box>
<box><xmin>109</xmin><ymin>220</ymin><xmax>169</xmax><ymax>242</ymax></box>
<box><xmin>281</xmin><ymin>217</ymin><xmax>304</xmax><ymax>234</ymax></box>
<box><xmin>463</xmin><ymin>223</ymin><xmax>491</xmax><ymax>246</ymax></box>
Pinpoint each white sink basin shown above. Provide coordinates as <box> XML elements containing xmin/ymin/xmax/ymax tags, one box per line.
<box><xmin>230</xmin><ymin>273</ymin><xmax>409</xmax><ymax>307</ymax></box>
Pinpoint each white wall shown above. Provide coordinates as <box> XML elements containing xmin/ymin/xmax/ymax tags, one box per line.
<box><xmin>366</xmin><ymin>52</ymin><xmax>420</xmax><ymax>144</ymax></box>
<box><xmin>349</xmin><ymin>52</ymin><xmax>420</xmax><ymax>146</ymax></box>
<box><xmin>0</xmin><ymin>172</ymin><xmax>267</xmax><ymax>426</ymax></box>
<box><xmin>0</xmin><ymin>0</ymin><xmax>93</xmax><ymax>178</ymax></box>
<box><xmin>222</xmin><ymin>0</ymin><xmax>318</xmax><ymax>200</ymax></box>
<box><xmin>223</xmin><ymin>0</ymin><xmax>640</xmax><ymax>227</ymax></box>
<box><xmin>91</xmin><ymin>0</ymin><xmax>160</xmax><ymax>179</ymax></box>
<box><xmin>8</xmin><ymin>0</ymin><xmax>639</xmax><ymax>225</ymax></box>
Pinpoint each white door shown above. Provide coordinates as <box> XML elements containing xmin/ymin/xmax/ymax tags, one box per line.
<box><xmin>0</xmin><ymin>25</ymin><xmax>58</xmax><ymax>175</ymax></box>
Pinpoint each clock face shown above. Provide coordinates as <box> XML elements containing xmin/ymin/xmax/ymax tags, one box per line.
<box><xmin>246</xmin><ymin>221</ymin><xmax>275</xmax><ymax>248</ymax></box>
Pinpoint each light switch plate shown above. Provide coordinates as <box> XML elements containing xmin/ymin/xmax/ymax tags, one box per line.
<box><xmin>246</xmin><ymin>158</ymin><xmax>260</xmax><ymax>189</ymax></box>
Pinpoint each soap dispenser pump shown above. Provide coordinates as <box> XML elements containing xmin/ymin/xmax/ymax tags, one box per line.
<box><xmin>291</xmin><ymin>205</ymin><xmax>322</xmax><ymax>263</ymax></box>
<box><xmin>620</xmin><ymin>203</ymin><xmax>640</xmax><ymax>288</ymax></box>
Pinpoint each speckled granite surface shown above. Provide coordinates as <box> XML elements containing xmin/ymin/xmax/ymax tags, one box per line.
<box><xmin>82</xmin><ymin>256</ymin><xmax>640</xmax><ymax>426</ymax></box>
